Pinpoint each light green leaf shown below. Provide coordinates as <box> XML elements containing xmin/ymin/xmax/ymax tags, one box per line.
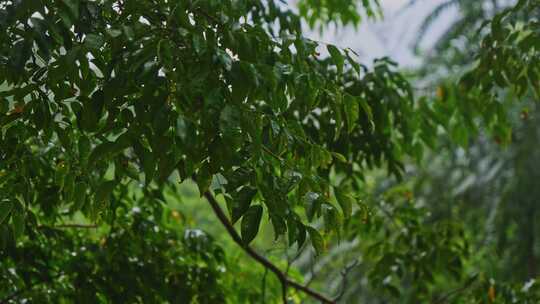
<box><xmin>304</xmin><ymin>192</ymin><xmax>321</xmax><ymax>221</ymax></box>
<box><xmin>106</xmin><ymin>28</ymin><xmax>122</xmax><ymax>38</ymax></box>
<box><xmin>359</xmin><ymin>98</ymin><xmax>375</xmax><ymax>132</ymax></box>
<box><xmin>322</xmin><ymin>203</ymin><xmax>342</xmax><ymax>233</ymax></box>
<box><xmin>331</xmin><ymin>152</ymin><xmax>347</xmax><ymax>163</ymax></box>
<box><xmin>307</xmin><ymin>226</ymin><xmax>325</xmax><ymax>255</ymax></box>
<box><xmin>344</xmin><ymin>94</ymin><xmax>359</xmax><ymax>133</ymax></box>
<box><xmin>335</xmin><ymin>188</ymin><xmax>354</xmax><ymax>219</ymax></box>
<box><xmin>327</xmin><ymin>45</ymin><xmax>344</xmax><ymax>74</ymax></box>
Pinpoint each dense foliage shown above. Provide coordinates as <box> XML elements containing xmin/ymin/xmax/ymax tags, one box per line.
<box><xmin>1</xmin><ymin>0</ymin><xmax>539</xmax><ymax>303</ymax></box>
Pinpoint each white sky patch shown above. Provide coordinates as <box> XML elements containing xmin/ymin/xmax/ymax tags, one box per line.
<box><xmin>304</xmin><ymin>0</ymin><xmax>455</xmax><ymax>67</ymax></box>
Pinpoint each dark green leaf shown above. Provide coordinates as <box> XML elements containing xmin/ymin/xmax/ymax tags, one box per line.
<box><xmin>72</xmin><ymin>182</ymin><xmax>87</xmax><ymax>211</ymax></box>
<box><xmin>0</xmin><ymin>200</ymin><xmax>13</xmax><ymax>225</ymax></box>
<box><xmin>11</xmin><ymin>211</ymin><xmax>25</xmax><ymax>239</ymax></box>
<box><xmin>241</xmin><ymin>205</ymin><xmax>263</xmax><ymax>244</ymax></box>
<box><xmin>84</xmin><ymin>34</ymin><xmax>104</xmax><ymax>50</ymax></box>
<box><xmin>231</xmin><ymin>187</ymin><xmax>258</xmax><ymax>224</ymax></box>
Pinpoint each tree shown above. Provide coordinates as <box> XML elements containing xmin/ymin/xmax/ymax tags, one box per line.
<box><xmin>412</xmin><ymin>0</ymin><xmax>540</xmax><ymax>281</ymax></box>
<box><xmin>0</xmin><ymin>0</ymin><xmax>539</xmax><ymax>303</ymax></box>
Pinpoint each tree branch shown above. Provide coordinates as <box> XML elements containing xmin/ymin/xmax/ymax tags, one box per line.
<box><xmin>203</xmin><ymin>190</ymin><xmax>335</xmax><ymax>304</ymax></box>
<box><xmin>333</xmin><ymin>259</ymin><xmax>358</xmax><ymax>302</ymax></box>
<box><xmin>431</xmin><ymin>274</ymin><xmax>478</xmax><ymax>304</ymax></box>
<box><xmin>38</xmin><ymin>224</ymin><xmax>98</xmax><ymax>229</ymax></box>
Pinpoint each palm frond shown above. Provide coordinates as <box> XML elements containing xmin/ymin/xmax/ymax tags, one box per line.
<box><xmin>413</xmin><ymin>0</ymin><xmax>463</xmax><ymax>51</ymax></box>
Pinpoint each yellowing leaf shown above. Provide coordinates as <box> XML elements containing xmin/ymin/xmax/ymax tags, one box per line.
<box><xmin>488</xmin><ymin>285</ymin><xmax>496</xmax><ymax>302</ymax></box>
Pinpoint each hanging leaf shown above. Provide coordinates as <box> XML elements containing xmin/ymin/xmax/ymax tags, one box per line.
<box><xmin>95</xmin><ymin>180</ymin><xmax>116</xmax><ymax>205</ymax></box>
<box><xmin>335</xmin><ymin>188</ymin><xmax>354</xmax><ymax>219</ymax></box>
<box><xmin>241</xmin><ymin>205</ymin><xmax>263</xmax><ymax>245</ymax></box>
<box><xmin>72</xmin><ymin>182</ymin><xmax>87</xmax><ymax>211</ymax></box>
<box><xmin>0</xmin><ymin>200</ymin><xmax>13</xmax><ymax>225</ymax></box>
<box><xmin>344</xmin><ymin>94</ymin><xmax>359</xmax><ymax>133</ymax></box>
<box><xmin>11</xmin><ymin>211</ymin><xmax>25</xmax><ymax>239</ymax></box>
<box><xmin>195</xmin><ymin>163</ymin><xmax>213</xmax><ymax>196</ymax></box>
<box><xmin>231</xmin><ymin>187</ymin><xmax>258</xmax><ymax>224</ymax></box>
<box><xmin>307</xmin><ymin>226</ymin><xmax>325</xmax><ymax>255</ymax></box>
<box><xmin>84</xmin><ymin>34</ymin><xmax>104</xmax><ymax>50</ymax></box>
<box><xmin>327</xmin><ymin>45</ymin><xmax>344</xmax><ymax>74</ymax></box>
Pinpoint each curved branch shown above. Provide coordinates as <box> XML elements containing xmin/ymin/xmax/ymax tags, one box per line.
<box><xmin>203</xmin><ymin>190</ymin><xmax>335</xmax><ymax>304</ymax></box>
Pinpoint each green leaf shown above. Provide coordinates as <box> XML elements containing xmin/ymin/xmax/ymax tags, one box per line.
<box><xmin>344</xmin><ymin>94</ymin><xmax>359</xmax><ymax>133</ymax></box>
<box><xmin>157</xmin><ymin>39</ymin><xmax>173</xmax><ymax>68</ymax></box>
<box><xmin>87</xmin><ymin>141</ymin><xmax>115</xmax><ymax>168</ymax></box>
<box><xmin>195</xmin><ymin>163</ymin><xmax>213</xmax><ymax>196</ymax></box>
<box><xmin>322</xmin><ymin>203</ymin><xmax>342</xmax><ymax>233</ymax></box>
<box><xmin>172</xmin><ymin>4</ymin><xmax>192</xmax><ymax>29</ymax></box>
<box><xmin>219</xmin><ymin>105</ymin><xmax>243</xmax><ymax>145</ymax></box>
<box><xmin>62</xmin><ymin>0</ymin><xmax>80</xmax><ymax>20</ymax></box>
<box><xmin>63</xmin><ymin>172</ymin><xmax>76</xmax><ymax>203</ymax></box>
<box><xmin>84</xmin><ymin>34</ymin><xmax>104</xmax><ymax>50</ymax></box>
<box><xmin>95</xmin><ymin>180</ymin><xmax>116</xmax><ymax>204</ymax></box>
<box><xmin>230</xmin><ymin>62</ymin><xmax>251</xmax><ymax>103</ymax></box>
<box><xmin>231</xmin><ymin>187</ymin><xmax>258</xmax><ymax>224</ymax></box>
<box><xmin>241</xmin><ymin>205</ymin><xmax>263</xmax><ymax>244</ymax></box>
<box><xmin>331</xmin><ymin>152</ymin><xmax>347</xmax><ymax>163</ymax></box>
<box><xmin>335</xmin><ymin>188</ymin><xmax>354</xmax><ymax>219</ymax></box>
<box><xmin>304</xmin><ymin>192</ymin><xmax>322</xmax><ymax>221</ymax></box>
<box><xmin>287</xmin><ymin>216</ymin><xmax>298</xmax><ymax>245</ymax></box>
<box><xmin>269</xmin><ymin>213</ymin><xmax>287</xmax><ymax>240</ymax></box>
<box><xmin>327</xmin><ymin>45</ymin><xmax>344</xmax><ymax>74</ymax></box>
<box><xmin>0</xmin><ymin>200</ymin><xmax>14</xmax><ymax>225</ymax></box>
<box><xmin>296</xmin><ymin>222</ymin><xmax>307</xmax><ymax>248</ymax></box>
<box><xmin>133</xmin><ymin>142</ymin><xmax>156</xmax><ymax>184</ymax></box>
<box><xmin>307</xmin><ymin>226</ymin><xmax>325</xmax><ymax>255</ymax></box>
<box><xmin>72</xmin><ymin>182</ymin><xmax>87</xmax><ymax>211</ymax></box>
<box><xmin>386</xmin><ymin>284</ymin><xmax>401</xmax><ymax>298</ymax></box>
<box><xmin>11</xmin><ymin>211</ymin><xmax>25</xmax><ymax>239</ymax></box>
<box><xmin>105</xmin><ymin>28</ymin><xmax>122</xmax><ymax>38</ymax></box>
<box><xmin>358</xmin><ymin>98</ymin><xmax>375</xmax><ymax>131</ymax></box>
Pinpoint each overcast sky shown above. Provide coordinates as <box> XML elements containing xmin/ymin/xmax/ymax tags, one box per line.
<box><xmin>306</xmin><ymin>0</ymin><xmax>457</xmax><ymax>67</ymax></box>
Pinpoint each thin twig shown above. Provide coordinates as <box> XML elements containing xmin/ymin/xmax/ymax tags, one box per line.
<box><xmin>203</xmin><ymin>190</ymin><xmax>335</xmax><ymax>304</ymax></box>
<box><xmin>38</xmin><ymin>224</ymin><xmax>98</xmax><ymax>229</ymax></box>
<box><xmin>333</xmin><ymin>259</ymin><xmax>359</xmax><ymax>302</ymax></box>
<box><xmin>431</xmin><ymin>274</ymin><xmax>479</xmax><ymax>304</ymax></box>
